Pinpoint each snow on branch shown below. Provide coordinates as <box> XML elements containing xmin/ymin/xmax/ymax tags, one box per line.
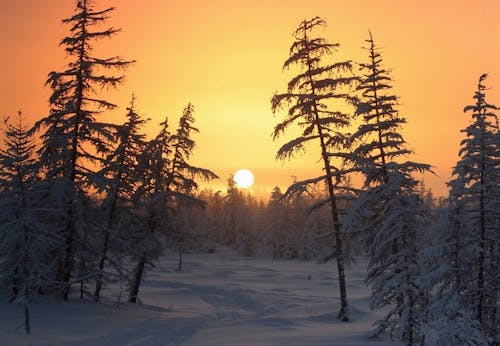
<box><xmin>276</xmin><ymin>135</ymin><xmax>320</xmax><ymax>160</ymax></box>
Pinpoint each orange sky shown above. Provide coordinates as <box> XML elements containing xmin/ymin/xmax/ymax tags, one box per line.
<box><xmin>1</xmin><ymin>0</ymin><xmax>500</xmax><ymax>198</ymax></box>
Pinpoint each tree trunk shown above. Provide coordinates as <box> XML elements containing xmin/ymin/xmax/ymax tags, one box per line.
<box><xmin>128</xmin><ymin>253</ymin><xmax>147</xmax><ymax>303</ymax></box>
<box><xmin>24</xmin><ymin>302</ymin><xmax>30</xmax><ymax>335</ymax></box>
<box><xmin>477</xmin><ymin>154</ymin><xmax>486</xmax><ymax>324</ymax></box>
<box><xmin>11</xmin><ymin>243</ymin><xmax>21</xmax><ymax>303</ymax></box>
<box><xmin>308</xmin><ymin>70</ymin><xmax>349</xmax><ymax>321</ymax></box>
<box><xmin>94</xmin><ymin>228</ymin><xmax>111</xmax><ymax>301</ymax></box>
<box><xmin>178</xmin><ymin>240</ymin><xmax>183</xmax><ymax>272</ymax></box>
<box><xmin>79</xmin><ymin>218</ymin><xmax>89</xmax><ymax>300</ymax></box>
<box><xmin>61</xmin><ymin>203</ymin><xmax>75</xmax><ymax>301</ymax></box>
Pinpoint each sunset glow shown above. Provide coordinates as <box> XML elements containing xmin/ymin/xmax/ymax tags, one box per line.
<box><xmin>234</xmin><ymin>169</ymin><xmax>254</xmax><ymax>189</ymax></box>
<box><xmin>1</xmin><ymin>1</ymin><xmax>500</xmax><ymax>197</ymax></box>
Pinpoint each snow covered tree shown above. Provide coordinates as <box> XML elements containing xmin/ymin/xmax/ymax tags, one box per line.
<box><xmin>346</xmin><ymin>32</ymin><xmax>431</xmax><ymax>343</ymax></box>
<box><xmin>0</xmin><ymin>113</ymin><xmax>59</xmax><ymax>334</ymax></box>
<box><xmin>127</xmin><ymin>105</ymin><xmax>217</xmax><ymax>303</ymax></box>
<box><xmin>271</xmin><ymin>16</ymin><xmax>358</xmax><ymax>321</ymax></box>
<box><xmin>220</xmin><ymin>176</ymin><xmax>245</xmax><ymax>247</ymax></box>
<box><xmin>196</xmin><ymin>189</ymin><xmax>224</xmax><ymax>246</ymax></box>
<box><xmin>266</xmin><ymin>187</ymin><xmax>289</xmax><ymax>259</ymax></box>
<box><xmin>351</xmin><ymin>31</ymin><xmax>405</xmax><ymax>186</ymax></box>
<box><xmin>423</xmin><ymin>74</ymin><xmax>499</xmax><ymax>344</ymax></box>
<box><xmin>33</xmin><ymin>0</ymin><xmax>133</xmax><ymax>300</ymax></box>
<box><xmin>162</xmin><ymin>103</ymin><xmax>218</xmax><ymax>267</ymax></box>
<box><xmin>93</xmin><ymin>96</ymin><xmax>148</xmax><ymax>301</ymax></box>
<box><xmin>363</xmin><ymin>173</ymin><xmax>429</xmax><ymax>344</ymax></box>
<box><xmin>420</xmin><ymin>202</ymin><xmax>491</xmax><ymax>345</ymax></box>
<box><xmin>127</xmin><ymin>116</ymin><xmax>172</xmax><ymax>303</ymax></box>
<box><xmin>458</xmin><ymin>75</ymin><xmax>499</xmax><ymax>340</ymax></box>
<box><xmin>166</xmin><ymin>104</ymin><xmax>218</xmax><ymax>194</ymax></box>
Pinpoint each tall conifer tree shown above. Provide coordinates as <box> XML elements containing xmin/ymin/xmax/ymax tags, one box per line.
<box><xmin>271</xmin><ymin>17</ymin><xmax>358</xmax><ymax>321</ymax></box>
<box><xmin>347</xmin><ymin>33</ymin><xmax>431</xmax><ymax>343</ymax></box>
<box><xmin>33</xmin><ymin>0</ymin><xmax>133</xmax><ymax>300</ymax></box>
<box><xmin>127</xmin><ymin>105</ymin><xmax>217</xmax><ymax>303</ymax></box>
<box><xmin>429</xmin><ymin>74</ymin><xmax>499</xmax><ymax>342</ymax></box>
<box><xmin>0</xmin><ymin>113</ymin><xmax>58</xmax><ymax>334</ymax></box>
<box><xmin>93</xmin><ymin>96</ymin><xmax>148</xmax><ymax>301</ymax></box>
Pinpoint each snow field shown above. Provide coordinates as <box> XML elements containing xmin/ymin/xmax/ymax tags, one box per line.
<box><xmin>0</xmin><ymin>247</ymin><xmax>399</xmax><ymax>345</ymax></box>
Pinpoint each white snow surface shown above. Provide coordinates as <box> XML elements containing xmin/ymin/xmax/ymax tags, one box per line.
<box><xmin>0</xmin><ymin>248</ymin><xmax>400</xmax><ymax>345</ymax></box>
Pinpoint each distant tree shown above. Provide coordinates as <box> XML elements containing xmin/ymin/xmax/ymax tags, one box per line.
<box><xmin>93</xmin><ymin>96</ymin><xmax>148</xmax><ymax>301</ymax></box>
<box><xmin>198</xmin><ymin>189</ymin><xmax>224</xmax><ymax>245</ymax></box>
<box><xmin>422</xmin><ymin>74</ymin><xmax>499</xmax><ymax>344</ymax></box>
<box><xmin>33</xmin><ymin>0</ymin><xmax>133</xmax><ymax>300</ymax></box>
<box><xmin>220</xmin><ymin>176</ymin><xmax>245</xmax><ymax>247</ymax></box>
<box><xmin>271</xmin><ymin>17</ymin><xmax>358</xmax><ymax>321</ymax></box>
<box><xmin>276</xmin><ymin>182</ymin><xmax>312</xmax><ymax>260</ymax></box>
<box><xmin>266</xmin><ymin>186</ymin><xmax>288</xmax><ymax>259</ymax></box>
<box><xmin>240</xmin><ymin>192</ymin><xmax>260</xmax><ymax>257</ymax></box>
<box><xmin>0</xmin><ymin>113</ymin><xmax>59</xmax><ymax>334</ymax></box>
<box><xmin>346</xmin><ymin>32</ymin><xmax>431</xmax><ymax>343</ymax></box>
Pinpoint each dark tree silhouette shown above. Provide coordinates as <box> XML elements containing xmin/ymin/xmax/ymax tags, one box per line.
<box><xmin>0</xmin><ymin>113</ymin><xmax>58</xmax><ymax>334</ymax></box>
<box><xmin>442</xmin><ymin>74</ymin><xmax>499</xmax><ymax>341</ymax></box>
<box><xmin>271</xmin><ymin>17</ymin><xmax>358</xmax><ymax>321</ymax></box>
<box><xmin>346</xmin><ymin>32</ymin><xmax>431</xmax><ymax>343</ymax></box>
<box><xmin>128</xmin><ymin>105</ymin><xmax>217</xmax><ymax>303</ymax></box>
<box><xmin>33</xmin><ymin>0</ymin><xmax>133</xmax><ymax>300</ymax></box>
<box><xmin>93</xmin><ymin>96</ymin><xmax>148</xmax><ymax>301</ymax></box>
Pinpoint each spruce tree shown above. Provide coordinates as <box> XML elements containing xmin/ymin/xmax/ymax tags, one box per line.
<box><xmin>421</xmin><ymin>200</ymin><xmax>490</xmax><ymax>345</ymax></box>
<box><xmin>127</xmin><ymin>116</ymin><xmax>172</xmax><ymax>303</ymax></box>
<box><xmin>426</xmin><ymin>74</ymin><xmax>499</xmax><ymax>343</ymax></box>
<box><xmin>458</xmin><ymin>75</ymin><xmax>499</xmax><ymax>339</ymax></box>
<box><xmin>127</xmin><ymin>105</ymin><xmax>217</xmax><ymax>303</ymax></box>
<box><xmin>347</xmin><ymin>32</ymin><xmax>431</xmax><ymax>343</ymax></box>
<box><xmin>33</xmin><ymin>0</ymin><xmax>133</xmax><ymax>300</ymax></box>
<box><xmin>166</xmin><ymin>104</ymin><xmax>218</xmax><ymax>194</ymax></box>
<box><xmin>271</xmin><ymin>17</ymin><xmax>358</xmax><ymax>321</ymax></box>
<box><xmin>267</xmin><ymin>187</ymin><xmax>288</xmax><ymax>259</ymax></box>
<box><xmin>0</xmin><ymin>113</ymin><xmax>58</xmax><ymax>334</ymax></box>
<box><xmin>220</xmin><ymin>176</ymin><xmax>246</xmax><ymax>247</ymax></box>
<box><xmin>93</xmin><ymin>96</ymin><xmax>148</xmax><ymax>301</ymax></box>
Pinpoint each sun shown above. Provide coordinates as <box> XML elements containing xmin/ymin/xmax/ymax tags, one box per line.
<box><xmin>234</xmin><ymin>169</ymin><xmax>254</xmax><ymax>188</ymax></box>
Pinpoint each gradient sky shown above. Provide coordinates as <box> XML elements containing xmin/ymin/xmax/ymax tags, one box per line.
<box><xmin>1</xmin><ymin>0</ymin><xmax>500</xmax><ymax>198</ymax></box>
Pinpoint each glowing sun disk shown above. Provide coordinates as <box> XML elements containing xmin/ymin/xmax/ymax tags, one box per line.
<box><xmin>234</xmin><ymin>169</ymin><xmax>254</xmax><ymax>188</ymax></box>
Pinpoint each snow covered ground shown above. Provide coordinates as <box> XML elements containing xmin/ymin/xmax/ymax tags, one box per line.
<box><xmin>0</xmin><ymin>248</ymin><xmax>400</xmax><ymax>345</ymax></box>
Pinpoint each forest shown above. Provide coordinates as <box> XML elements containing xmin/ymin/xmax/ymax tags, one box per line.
<box><xmin>0</xmin><ymin>1</ymin><xmax>498</xmax><ymax>345</ymax></box>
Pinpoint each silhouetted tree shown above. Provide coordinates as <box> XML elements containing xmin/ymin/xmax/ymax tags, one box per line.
<box><xmin>346</xmin><ymin>32</ymin><xmax>431</xmax><ymax>343</ymax></box>
<box><xmin>423</xmin><ymin>74</ymin><xmax>498</xmax><ymax>344</ymax></box>
<box><xmin>127</xmin><ymin>116</ymin><xmax>171</xmax><ymax>303</ymax></box>
<box><xmin>271</xmin><ymin>17</ymin><xmax>358</xmax><ymax>321</ymax></box>
<box><xmin>33</xmin><ymin>0</ymin><xmax>133</xmax><ymax>300</ymax></box>
<box><xmin>128</xmin><ymin>105</ymin><xmax>217</xmax><ymax>303</ymax></box>
<box><xmin>93</xmin><ymin>96</ymin><xmax>148</xmax><ymax>301</ymax></box>
<box><xmin>163</xmin><ymin>104</ymin><xmax>218</xmax><ymax>268</ymax></box>
<box><xmin>166</xmin><ymin>104</ymin><xmax>218</xmax><ymax>194</ymax></box>
<box><xmin>458</xmin><ymin>75</ymin><xmax>499</xmax><ymax>340</ymax></box>
<box><xmin>0</xmin><ymin>113</ymin><xmax>59</xmax><ymax>334</ymax></box>
<box><xmin>266</xmin><ymin>187</ymin><xmax>288</xmax><ymax>259</ymax></box>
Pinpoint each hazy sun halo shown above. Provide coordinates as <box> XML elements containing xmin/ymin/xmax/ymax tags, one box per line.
<box><xmin>234</xmin><ymin>169</ymin><xmax>254</xmax><ymax>188</ymax></box>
